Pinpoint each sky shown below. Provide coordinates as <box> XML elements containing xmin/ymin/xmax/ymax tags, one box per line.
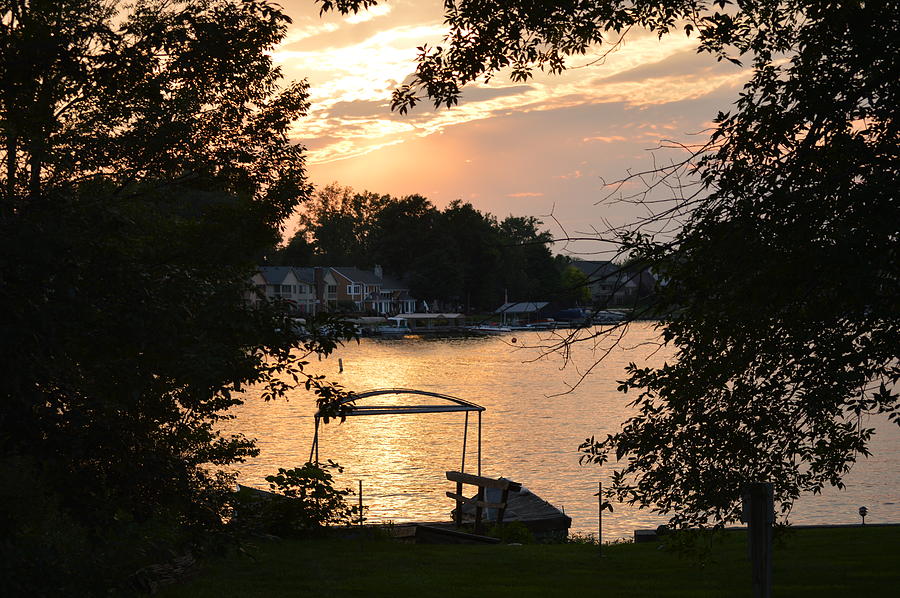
<box><xmin>275</xmin><ymin>1</ymin><xmax>748</xmax><ymax>256</ymax></box>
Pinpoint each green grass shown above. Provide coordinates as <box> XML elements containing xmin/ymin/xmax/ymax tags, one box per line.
<box><xmin>162</xmin><ymin>526</ymin><xmax>899</xmax><ymax>597</ymax></box>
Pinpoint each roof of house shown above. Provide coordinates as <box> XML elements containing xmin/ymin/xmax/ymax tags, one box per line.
<box><xmin>257</xmin><ymin>266</ymin><xmax>319</xmax><ymax>286</ymax></box>
<box><xmin>292</xmin><ymin>267</ymin><xmax>316</xmax><ymax>284</ymax></box>
<box><xmin>331</xmin><ymin>267</ymin><xmax>407</xmax><ymax>290</ymax></box>
<box><xmin>257</xmin><ymin>266</ymin><xmax>295</xmax><ymax>285</ymax></box>
<box><xmin>568</xmin><ymin>260</ymin><xmax>619</xmax><ymax>279</ymax></box>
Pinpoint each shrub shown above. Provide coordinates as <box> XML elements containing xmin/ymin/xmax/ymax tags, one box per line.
<box><xmin>235</xmin><ymin>461</ymin><xmax>364</xmax><ymax>537</ymax></box>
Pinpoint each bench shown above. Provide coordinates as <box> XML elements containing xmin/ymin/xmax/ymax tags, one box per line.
<box><xmin>445</xmin><ymin>471</ymin><xmax>522</xmax><ymax>533</ymax></box>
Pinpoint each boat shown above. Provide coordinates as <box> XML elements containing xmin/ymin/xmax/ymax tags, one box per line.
<box><xmin>376</xmin><ymin>316</ymin><xmax>412</xmax><ymax>335</ymax></box>
<box><xmin>523</xmin><ymin>318</ymin><xmax>560</xmax><ymax>330</ymax></box>
<box><xmin>376</xmin><ymin>313</ymin><xmax>466</xmax><ymax>335</ymax></box>
<box><xmin>592</xmin><ymin>310</ymin><xmax>626</xmax><ymax>323</ymax></box>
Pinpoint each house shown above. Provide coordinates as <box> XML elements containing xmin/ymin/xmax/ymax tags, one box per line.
<box><xmin>253</xmin><ymin>266</ymin><xmax>330</xmax><ymax>315</ymax></box>
<box><xmin>252</xmin><ymin>265</ymin><xmax>417</xmax><ymax>315</ymax></box>
<box><xmin>569</xmin><ymin>260</ymin><xmax>656</xmax><ymax>307</ymax></box>
<box><xmin>329</xmin><ymin>265</ymin><xmax>416</xmax><ymax>314</ymax></box>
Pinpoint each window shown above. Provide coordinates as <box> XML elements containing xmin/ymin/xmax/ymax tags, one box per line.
<box><xmin>347</xmin><ymin>284</ymin><xmax>362</xmax><ymax>295</ymax></box>
<box><xmin>327</xmin><ymin>284</ymin><xmax>337</xmax><ymax>296</ymax></box>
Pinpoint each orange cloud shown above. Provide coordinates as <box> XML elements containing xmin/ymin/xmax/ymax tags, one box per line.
<box><xmin>583</xmin><ymin>135</ymin><xmax>628</xmax><ymax>143</ymax></box>
<box><xmin>276</xmin><ymin>6</ymin><xmax>748</xmax><ymax>167</ymax></box>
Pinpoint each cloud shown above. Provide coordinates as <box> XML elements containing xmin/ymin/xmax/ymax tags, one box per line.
<box><xmin>583</xmin><ymin>135</ymin><xmax>627</xmax><ymax>143</ymax></box>
<box><xmin>459</xmin><ymin>84</ymin><xmax>537</xmax><ymax>103</ymax></box>
<box><xmin>596</xmin><ymin>49</ymin><xmax>738</xmax><ymax>85</ymax></box>
<box><xmin>324</xmin><ymin>99</ymin><xmax>392</xmax><ymax>119</ymax></box>
<box><xmin>344</xmin><ymin>3</ymin><xmax>392</xmax><ymax>24</ymax></box>
<box><xmin>278</xmin><ymin>22</ymin><xmax>340</xmax><ymax>46</ymax></box>
<box><xmin>507</xmin><ymin>192</ymin><xmax>545</xmax><ymax>198</ymax></box>
<box><xmin>277</xmin><ymin>5</ymin><xmax>747</xmax><ymax>165</ymax></box>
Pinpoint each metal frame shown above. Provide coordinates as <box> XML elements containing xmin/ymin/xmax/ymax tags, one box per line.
<box><xmin>309</xmin><ymin>388</ymin><xmax>484</xmax><ymax>475</ymax></box>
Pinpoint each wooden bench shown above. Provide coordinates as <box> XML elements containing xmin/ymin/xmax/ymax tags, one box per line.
<box><xmin>446</xmin><ymin>471</ymin><xmax>522</xmax><ymax>533</ymax></box>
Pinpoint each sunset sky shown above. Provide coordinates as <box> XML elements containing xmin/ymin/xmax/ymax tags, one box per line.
<box><xmin>276</xmin><ymin>1</ymin><xmax>748</xmax><ymax>254</ymax></box>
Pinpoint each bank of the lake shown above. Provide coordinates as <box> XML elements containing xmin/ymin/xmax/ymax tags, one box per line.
<box><xmin>162</xmin><ymin>526</ymin><xmax>899</xmax><ymax>597</ymax></box>
<box><xmin>225</xmin><ymin>323</ymin><xmax>900</xmax><ymax>538</ymax></box>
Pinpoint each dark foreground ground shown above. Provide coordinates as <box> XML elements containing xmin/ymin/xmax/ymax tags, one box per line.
<box><xmin>161</xmin><ymin>526</ymin><xmax>898</xmax><ymax>597</ymax></box>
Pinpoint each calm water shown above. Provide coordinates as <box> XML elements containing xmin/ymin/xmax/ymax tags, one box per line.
<box><xmin>226</xmin><ymin>323</ymin><xmax>899</xmax><ymax>538</ymax></box>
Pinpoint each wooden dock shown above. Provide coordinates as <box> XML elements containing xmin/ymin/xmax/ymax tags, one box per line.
<box><xmin>453</xmin><ymin>479</ymin><xmax>571</xmax><ymax>542</ymax></box>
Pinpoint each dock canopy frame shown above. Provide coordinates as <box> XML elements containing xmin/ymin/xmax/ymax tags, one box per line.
<box><xmin>309</xmin><ymin>388</ymin><xmax>485</xmax><ymax>475</ymax></box>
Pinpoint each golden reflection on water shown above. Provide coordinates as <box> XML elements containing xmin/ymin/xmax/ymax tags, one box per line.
<box><xmin>223</xmin><ymin>323</ymin><xmax>900</xmax><ymax>537</ymax></box>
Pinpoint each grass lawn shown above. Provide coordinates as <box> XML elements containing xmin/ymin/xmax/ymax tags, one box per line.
<box><xmin>161</xmin><ymin>526</ymin><xmax>898</xmax><ymax>597</ymax></box>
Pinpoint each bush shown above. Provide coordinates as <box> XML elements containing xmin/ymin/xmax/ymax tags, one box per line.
<box><xmin>234</xmin><ymin>461</ymin><xmax>364</xmax><ymax>537</ymax></box>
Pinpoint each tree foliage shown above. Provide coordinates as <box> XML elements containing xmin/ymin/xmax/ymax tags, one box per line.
<box><xmin>279</xmin><ymin>185</ymin><xmax>565</xmax><ymax>310</ymax></box>
<box><xmin>559</xmin><ymin>264</ymin><xmax>592</xmax><ymax>305</ymax></box>
<box><xmin>296</xmin><ymin>182</ymin><xmax>390</xmax><ymax>266</ymax></box>
<box><xmin>0</xmin><ymin>1</ymin><xmax>353</xmax><ymax>592</ymax></box>
<box><xmin>320</xmin><ymin>1</ymin><xmax>900</xmax><ymax>528</ymax></box>
<box><xmin>234</xmin><ymin>460</ymin><xmax>364</xmax><ymax>536</ymax></box>
<box><xmin>584</xmin><ymin>1</ymin><xmax>900</xmax><ymax>528</ymax></box>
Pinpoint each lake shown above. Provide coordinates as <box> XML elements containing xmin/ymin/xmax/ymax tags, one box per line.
<box><xmin>225</xmin><ymin>323</ymin><xmax>899</xmax><ymax>538</ymax></box>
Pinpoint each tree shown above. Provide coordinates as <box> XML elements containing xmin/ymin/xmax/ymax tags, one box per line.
<box><xmin>268</xmin><ymin>229</ymin><xmax>316</xmax><ymax>265</ymax></box>
<box><xmin>320</xmin><ymin>1</ymin><xmax>900</xmax><ymax>528</ymax></box>
<box><xmin>440</xmin><ymin>200</ymin><xmax>503</xmax><ymax>311</ymax></box>
<box><xmin>497</xmin><ymin>215</ymin><xmax>560</xmax><ymax>302</ymax></box>
<box><xmin>0</xmin><ymin>1</ymin><xmax>352</xmax><ymax>592</ymax></box>
<box><xmin>369</xmin><ymin>193</ymin><xmax>438</xmax><ymax>275</ymax></box>
<box><xmin>560</xmin><ymin>264</ymin><xmax>591</xmax><ymax>306</ymax></box>
<box><xmin>298</xmin><ymin>182</ymin><xmax>389</xmax><ymax>265</ymax></box>
<box><xmin>367</xmin><ymin>193</ymin><xmax>466</xmax><ymax>305</ymax></box>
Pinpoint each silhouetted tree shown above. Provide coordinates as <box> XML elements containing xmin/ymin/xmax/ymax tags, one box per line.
<box><xmin>369</xmin><ymin>193</ymin><xmax>439</xmax><ymax>275</ymax></box>
<box><xmin>498</xmin><ymin>215</ymin><xmax>560</xmax><ymax>302</ymax></box>
<box><xmin>560</xmin><ymin>265</ymin><xmax>591</xmax><ymax>305</ymax></box>
<box><xmin>0</xmin><ymin>1</ymin><xmax>352</xmax><ymax>593</ymax></box>
<box><xmin>269</xmin><ymin>229</ymin><xmax>316</xmax><ymax>265</ymax></box>
<box><xmin>298</xmin><ymin>182</ymin><xmax>389</xmax><ymax>265</ymax></box>
<box><xmin>440</xmin><ymin>200</ymin><xmax>503</xmax><ymax>310</ymax></box>
<box><xmin>320</xmin><ymin>0</ymin><xmax>900</xmax><ymax>529</ymax></box>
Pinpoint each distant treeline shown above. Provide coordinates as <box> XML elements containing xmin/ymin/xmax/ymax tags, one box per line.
<box><xmin>265</xmin><ymin>184</ymin><xmax>590</xmax><ymax>311</ymax></box>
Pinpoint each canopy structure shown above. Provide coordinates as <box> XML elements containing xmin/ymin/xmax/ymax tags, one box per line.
<box><xmin>309</xmin><ymin>388</ymin><xmax>485</xmax><ymax>475</ymax></box>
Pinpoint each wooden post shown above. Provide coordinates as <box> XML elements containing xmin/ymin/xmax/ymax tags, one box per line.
<box><xmin>597</xmin><ymin>481</ymin><xmax>603</xmax><ymax>556</ymax></box>
<box><xmin>474</xmin><ymin>487</ymin><xmax>484</xmax><ymax>534</ymax></box>
<box><xmin>497</xmin><ymin>487</ymin><xmax>510</xmax><ymax>525</ymax></box>
<box><xmin>743</xmin><ymin>483</ymin><xmax>774</xmax><ymax>598</ymax></box>
<box><xmin>358</xmin><ymin>480</ymin><xmax>363</xmax><ymax>526</ymax></box>
<box><xmin>461</xmin><ymin>411</ymin><xmax>468</xmax><ymax>474</ymax></box>
<box><xmin>477</xmin><ymin>411</ymin><xmax>482</xmax><ymax>476</ymax></box>
<box><xmin>454</xmin><ymin>480</ymin><xmax>463</xmax><ymax>527</ymax></box>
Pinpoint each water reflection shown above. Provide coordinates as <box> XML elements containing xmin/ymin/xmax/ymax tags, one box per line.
<box><xmin>224</xmin><ymin>323</ymin><xmax>899</xmax><ymax>538</ymax></box>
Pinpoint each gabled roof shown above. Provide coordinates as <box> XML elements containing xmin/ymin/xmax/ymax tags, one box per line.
<box><xmin>570</xmin><ymin>260</ymin><xmax>652</xmax><ymax>282</ymax></box>
<box><xmin>257</xmin><ymin>266</ymin><xmax>294</xmax><ymax>285</ymax></box>
<box><xmin>331</xmin><ymin>267</ymin><xmax>407</xmax><ymax>290</ymax></box>
<box><xmin>331</xmin><ymin>267</ymin><xmax>381</xmax><ymax>284</ymax></box>
<box><xmin>292</xmin><ymin>267</ymin><xmax>316</xmax><ymax>285</ymax></box>
<box><xmin>257</xmin><ymin>266</ymin><xmax>317</xmax><ymax>286</ymax></box>
<box><xmin>569</xmin><ymin>260</ymin><xmax>618</xmax><ymax>279</ymax></box>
